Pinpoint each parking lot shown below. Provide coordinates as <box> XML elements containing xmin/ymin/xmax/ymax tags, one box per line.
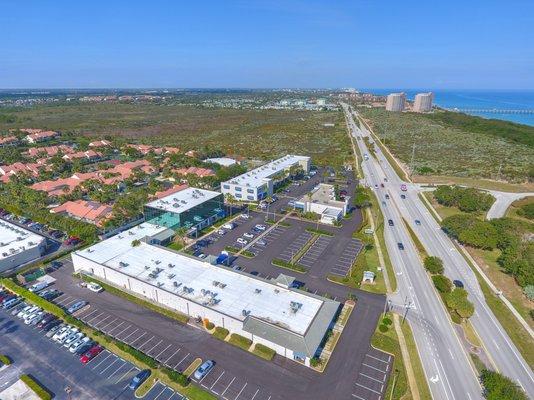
<box><xmin>277</xmin><ymin>231</ymin><xmax>312</xmax><ymax>262</ymax></box>
<box><xmin>352</xmin><ymin>348</ymin><xmax>393</xmax><ymax>400</ymax></box>
<box><xmin>329</xmin><ymin>238</ymin><xmax>363</xmax><ymax>276</ymax></box>
<box><xmin>297</xmin><ymin>236</ymin><xmax>332</xmax><ymax>268</ymax></box>
<box><xmin>0</xmin><ymin>306</ymin><xmax>183</xmax><ymax>400</ymax></box>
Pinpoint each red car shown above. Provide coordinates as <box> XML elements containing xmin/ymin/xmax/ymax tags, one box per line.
<box><xmin>80</xmin><ymin>345</ymin><xmax>103</xmax><ymax>364</ymax></box>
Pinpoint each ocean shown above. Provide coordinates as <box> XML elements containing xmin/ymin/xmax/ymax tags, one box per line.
<box><xmin>364</xmin><ymin>89</ymin><xmax>534</xmax><ymax>126</ymax></box>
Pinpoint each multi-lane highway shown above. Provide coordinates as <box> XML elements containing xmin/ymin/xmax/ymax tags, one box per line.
<box><xmin>342</xmin><ymin>103</ymin><xmax>534</xmax><ymax>399</ymax></box>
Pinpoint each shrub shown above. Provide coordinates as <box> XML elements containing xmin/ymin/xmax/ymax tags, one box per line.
<box><xmin>228</xmin><ymin>333</ymin><xmax>252</xmax><ymax>351</ymax></box>
<box><xmin>445</xmin><ymin>289</ymin><xmax>475</xmax><ymax>319</ymax></box>
<box><xmin>382</xmin><ymin>317</ymin><xmax>392</xmax><ymax>326</ymax></box>
<box><xmin>432</xmin><ymin>275</ymin><xmax>452</xmax><ymax>293</ymax></box>
<box><xmin>0</xmin><ymin>354</ymin><xmax>11</xmax><ymax>365</ymax></box>
<box><xmin>434</xmin><ymin>185</ymin><xmax>494</xmax><ymax>212</ymax></box>
<box><xmin>271</xmin><ymin>258</ymin><xmax>307</xmax><ymax>273</ymax></box>
<box><xmin>441</xmin><ymin>215</ymin><xmax>498</xmax><ymax>250</ymax></box>
<box><xmin>523</xmin><ymin>285</ymin><xmax>534</xmax><ymax>301</ymax></box>
<box><xmin>253</xmin><ymin>343</ymin><xmax>276</xmax><ymax>361</ymax></box>
<box><xmin>517</xmin><ymin>203</ymin><xmax>534</xmax><ymax>220</ymax></box>
<box><xmin>20</xmin><ymin>375</ymin><xmax>51</xmax><ymax>400</ymax></box>
<box><xmin>305</xmin><ymin>227</ymin><xmax>334</xmax><ymax>237</ymax></box>
<box><xmin>424</xmin><ymin>256</ymin><xmax>444</xmax><ymax>274</ymax></box>
<box><xmin>212</xmin><ymin>326</ymin><xmax>229</xmax><ymax>340</ymax></box>
<box><xmin>480</xmin><ymin>369</ymin><xmax>528</xmax><ymax>400</ymax></box>
<box><xmin>310</xmin><ymin>357</ymin><xmax>321</xmax><ymax>367</ymax></box>
<box><xmin>161</xmin><ymin>367</ymin><xmax>189</xmax><ymax>387</ymax></box>
<box><xmin>205</xmin><ymin>321</ymin><xmax>215</xmax><ymax>330</ymax></box>
<box><xmin>378</xmin><ymin>324</ymin><xmax>389</xmax><ymax>333</ymax></box>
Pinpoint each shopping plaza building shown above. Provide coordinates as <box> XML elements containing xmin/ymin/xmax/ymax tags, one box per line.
<box><xmin>0</xmin><ymin>220</ymin><xmax>46</xmax><ymax>272</ymax></box>
<box><xmin>72</xmin><ymin>223</ymin><xmax>340</xmax><ymax>365</ymax></box>
<box><xmin>221</xmin><ymin>155</ymin><xmax>311</xmax><ymax>202</ymax></box>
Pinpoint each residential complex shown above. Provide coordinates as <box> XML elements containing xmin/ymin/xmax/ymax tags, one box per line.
<box><xmin>221</xmin><ymin>155</ymin><xmax>311</xmax><ymax>201</ymax></box>
<box><xmin>51</xmin><ymin>200</ymin><xmax>113</xmax><ymax>227</ymax></box>
<box><xmin>385</xmin><ymin>92</ymin><xmax>406</xmax><ymax>112</ymax></box>
<box><xmin>0</xmin><ymin>219</ymin><xmax>46</xmax><ymax>272</ymax></box>
<box><xmin>72</xmin><ymin>223</ymin><xmax>340</xmax><ymax>366</ymax></box>
<box><xmin>144</xmin><ymin>187</ymin><xmax>225</xmax><ymax>233</ymax></box>
<box><xmin>413</xmin><ymin>92</ymin><xmax>434</xmax><ymax>112</ymax></box>
<box><xmin>295</xmin><ymin>183</ymin><xmax>350</xmax><ymax>224</ymax></box>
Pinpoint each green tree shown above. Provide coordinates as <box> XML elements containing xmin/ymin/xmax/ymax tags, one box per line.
<box><xmin>424</xmin><ymin>256</ymin><xmax>444</xmax><ymax>274</ymax></box>
<box><xmin>353</xmin><ymin>187</ymin><xmax>371</xmax><ymax>208</ymax></box>
<box><xmin>480</xmin><ymin>369</ymin><xmax>528</xmax><ymax>400</ymax></box>
<box><xmin>432</xmin><ymin>275</ymin><xmax>452</xmax><ymax>293</ymax></box>
<box><xmin>445</xmin><ymin>289</ymin><xmax>474</xmax><ymax>319</ymax></box>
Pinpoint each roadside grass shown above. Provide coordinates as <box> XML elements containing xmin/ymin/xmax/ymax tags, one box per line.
<box><xmin>461</xmin><ymin>320</ymin><xmax>482</xmax><ymax>347</ymax></box>
<box><xmin>228</xmin><ymin>334</ymin><xmax>253</xmax><ymax>351</ymax></box>
<box><xmin>356</xmin><ymin>107</ymin><xmax>534</xmax><ymax>184</ymax></box>
<box><xmin>370</xmin><ymin>313</ymin><xmax>410</xmax><ymax>400</ymax></box>
<box><xmin>402</xmin><ymin>218</ymin><xmax>428</xmax><ymax>258</ymax></box>
<box><xmin>167</xmin><ymin>241</ymin><xmax>185</xmax><ymax>251</ymax></box>
<box><xmin>251</xmin><ymin>344</ymin><xmax>276</xmax><ymax>361</ymax></box>
<box><xmin>135</xmin><ymin>372</ymin><xmax>156</xmax><ymax>397</ymax></box>
<box><xmin>414</xmin><ymin>175</ymin><xmax>534</xmax><ymax>193</ymax></box>
<box><xmin>0</xmin><ymin>354</ymin><xmax>12</xmax><ymax>365</ymax></box>
<box><xmin>465</xmin><ymin>257</ymin><xmax>534</xmax><ymax>369</ymax></box>
<box><xmin>291</xmin><ymin>234</ymin><xmax>318</xmax><ymax>264</ymax></box>
<box><xmin>421</xmin><ymin>192</ymin><xmax>466</xmax><ymax>220</ymax></box>
<box><xmin>212</xmin><ymin>327</ymin><xmax>229</xmax><ymax>341</ymax></box>
<box><xmin>184</xmin><ymin>358</ymin><xmax>202</xmax><ymax>377</ymax></box>
<box><xmin>224</xmin><ymin>246</ymin><xmax>255</xmax><ymax>258</ymax></box>
<box><xmin>506</xmin><ymin>196</ymin><xmax>534</xmax><ymax>222</ymax></box>
<box><xmin>78</xmin><ymin>274</ymin><xmax>189</xmax><ymax>324</ymax></box>
<box><xmin>304</xmin><ymin>227</ymin><xmax>334</xmax><ymax>236</ymax></box>
<box><xmin>20</xmin><ymin>374</ymin><xmax>52</xmax><ymax>400</ymax></box>
<box><xmin>400</xmin><ymin>320</ymin><xmax>432</xmax><ymax>400</ymax></box>
<box><xmin>469</xmin><ymin>247</ymin><xmax>534</xmax><ymax>329</ymax></box>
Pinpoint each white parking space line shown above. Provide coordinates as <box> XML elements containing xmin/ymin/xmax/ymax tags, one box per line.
<box><xmin>129</xmin><ymin>331</ymin><xmax>147</xmax><ymax>345</ymax></box>
<box><xmin>351</xmin><ymin>394</ymin><xmax>366</xmax><ymax>400</ymax></box>
<box><xmin>155</xmin><ymin>343</ymin><xmax>172</xmax><ymax>359</ymax></box>
<box><xmin>107</xmin><ymin>321</ymin><xmax>125</xmax><ymax>334</ymax></box>
<box><xmin>99</xmin><ymin>317</ymin><xmax>118</xmax><ymax>330</ymax></box>
<box><xmin>152</xmin><ymin>387</ymin><xmax>167</xmax><ymax>400</ymax></box>
<box><xmin>360</xmin><ymin>372</ymin><xmax>383</xmax><ymax>384</ymax></box>
<box><xmin>122</xmin><ymin>328</ymin><xmax>140</xmax><ymax>341</ymax></box>
<box><xmin>146</xmin><ymin>339</ymin><xmax>163</xmax><ymax>354</ymax></box>
<box><xmin>250</xmin><ymin>389</ymin><xmax>259</xmax><ymax>400</ymax></box>
<box><xmin>211</xmin><ymin>371</ymin><xmax>225</xmax><ymax>389</ymax></box>
<box><xmin>221</xmin><ymin>377</ymin><xmax>236</xmax><ymax>397</ymax></box>
<box><xmin>235</xmin><ymin>383</ymin><xmax>248</xmax><ymax>400</ymax></box>
<box><xmin>91</xmin><ymin>352</ymin><xmax>113</xmax><ymax>369</ymax></box>
<box><xmin>366</xmin><ymin>353</ymin><xmax>390</xmax><ymax>364</ymax></box>
<box><xmin>86</xmin><ymin>312</ymin><xmax>106</xmax><ymax>324</ymax></box>
<box><xmin>107</xmin><ymin>361</ymin><xmax>130</xmax><ymax>380</ymax></box>
<box><xmin>174</xmin><ymin>353</ymin><xmax>190</xmax><ymax>368</ymax></box>
<box><xmin>100</xmin><ymin>358</ymin><xmax>121</xmax><ymax>374</ymax></box>
<box><xmin>137</xmin><ymin>335</ymin><xmax>155</xmax><ymax>350</ymax></box>
<box><xmin>355</xmin><ymin>382</ymin><xmax>381</xmax><ymax>395</ymax></box>
<box><xmin>79</xmin><ymin>309</ymin><xmax>99</xmax><ymax>320</ymax></box>
<box><xmin>164</xmin><ymin>348</ymin><xmax>181</xmax><ymax>365</ymax></box>
<box><xmin>93</xmin><ymin>314</ymin><xmax>112</xmax><ymax>328</ymax></box>
<box><xmin>362</xmin><ymin>363</ymin><xmax>387</xmax><ymax>373</ymax></box>
<box><xmin>115</xmin><ymin>366</ymin><xmax>136</xmax><ymax>384</ymax></box>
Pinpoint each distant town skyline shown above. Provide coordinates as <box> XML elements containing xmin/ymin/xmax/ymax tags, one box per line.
<box><xmin>1</xmin><ymin>0</ymin><xmax>532</xmax><ymax>89</ymax></box>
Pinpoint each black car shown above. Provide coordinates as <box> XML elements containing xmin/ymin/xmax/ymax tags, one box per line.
<box><xmin>129</xmin><ymin>370</ymin><xmax>151</xmax><ymax>390</ymax></box>
<box><xmin>453</xmin><ymin>280</ymin><xmax>464</xmax><ymax>288</ymax></box>
<box><xmin>401</xmin><ymin>194</ymin><xmax>406</xmax><ymax>199</ymax></box>
<box><xmin>75</xmin><ymin>342</ymin><xmax>94</xmax><ymax>356</ymax></box>
<box><xmin>42</xmin><ymin>319</ymin><xmax>61</xmax><ymax>332</ymax></box>
<box><xmin>250</xmin><ymin>271</ymin><xmax>259</xmax><ymax>276</ymax></box>
<box><xmin>397</xmin><ymin>242</ymin><xmax>404</xmax><ymax>250</ymax></box>
<box><xmin>388</xmin><ymin>219</ymin><xmax>394</xmax><ymax>226</ymax></box>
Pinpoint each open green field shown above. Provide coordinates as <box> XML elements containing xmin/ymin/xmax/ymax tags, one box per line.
<box><xmin>357</xmin><ymin>107</ymin><xmax>534</xmax><ymax>184</ymax></box>
<box><xmin>0</xmin><ymin>103</ymin><xmax>352</xmax><ymax>169</ymax></box>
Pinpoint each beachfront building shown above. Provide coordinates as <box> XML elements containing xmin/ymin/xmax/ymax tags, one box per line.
<box><xmin>221</xmin><ymin>155</ymin><xmax>311</xmax><ymax>202</ymax></box>
<box><xmin>72</xmin><ymin>223</ymin><xmax>340</xmax><ymax>365</ymax></box>
<box><xmin>385</xmin><ymin>93</ymin><xmax>406</xmax><ymax>112</ymax></box>
<box><xmin>0</xmin><ymin>220</ymin><xmax>46</xmax><ymax>272</ymax></box>
<box><xmin>144</xmin><ymin>187</ymin><xmax>225</xmax><ymax>234</ymax></box>
<box><xmin>413</xmin><ymin>92</ymin><xmax>434</xmax><ymax>112</ymax></box>
<box><xmin>295</xmin><ymin>183</ymin><xmax>350</xmax><ymax>224</ymax></box>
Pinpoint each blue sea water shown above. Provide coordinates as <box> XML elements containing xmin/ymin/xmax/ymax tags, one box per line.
<box><xmin>364</xmin><ymin>89</ymin><xmax>534</xmax><ymax>126</ymax></box>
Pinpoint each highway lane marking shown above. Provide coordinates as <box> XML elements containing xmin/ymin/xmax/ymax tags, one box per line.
<box><xmin>211</xmin><ymin>371</ymin><xmax>225</xmax><ymax>389</ymax></box>
<box><xmin>492</xmin><ymin>339</ymin><xmax>500</xmax><ymax>350</ymax></box>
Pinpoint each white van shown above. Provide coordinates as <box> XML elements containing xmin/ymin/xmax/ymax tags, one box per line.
<box><xmin>28</xmin><ymin>281</ymin><xmax>49</xmax><ymax>293</ymax></box>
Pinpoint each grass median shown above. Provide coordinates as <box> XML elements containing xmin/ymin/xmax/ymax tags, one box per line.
<box><xmin>271</xmin><ymin>258</ymin><xmax>307</xmax><ymax>273</ymax></box>
<box><xmin>20</xmin><ymin>374</ymin><xmax>52</xmax><ymax>400</ymax></box>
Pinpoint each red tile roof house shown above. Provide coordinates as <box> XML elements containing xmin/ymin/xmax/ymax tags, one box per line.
<box><xmin>0</xmin><ymin>136</ymin><xmax>20</xmax><ymax>147</ymax></box>
<box><xmin>23</xmin><ymin>129</ymin><xmax>60</xmax><ymax>144</ymax></box>
<box><xmin>125</xmin><ymin>144</ymin><xmax>164</xmax><ymax>155</ymax></box>
<box><xmin>0</xmin><ymin>162</ymin><xmax>46</xmax><ymax>178</ymax></box>
<box><xmin>51</xmin><ymin>200</ymin><xmax>112</xmax><ymax>227</ymax></box>
<box><xmin>173</xmin><ymin>167</ymin><xmax>215</xmax><ymax>178</ymax></box>
<box><xmin>88</xmin><ymin>140</ymin><xmax>111</xmax><ymax>148</ymax></box>
<box><xmin>31</xmin><ymin>177</ymin><xmax>82</xmax><ymax>197</ymax></box>
<box><xmin>152</xmin><ymin>184</ymin><xmax>188</xmax><ymax>200</ymax></box>
<box><xmin>26</xmin><ymin>144</ymin><xmax>75</xmax><ymax>157</ymax></box>
<box><xmin>62</xmin><ymin>150</ymin><xmax>102</xmax><ymax>162</ymax></box>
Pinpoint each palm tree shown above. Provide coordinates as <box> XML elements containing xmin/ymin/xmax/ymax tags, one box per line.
<box><xmin>265</xmin><ymin>195</ymin><xmax>273</xmax><ymax>221</ymax></box>
<box><xmin>224</xmin><ymin>193</ymin><xmax>236</xmax><ymax>216</ymax></box>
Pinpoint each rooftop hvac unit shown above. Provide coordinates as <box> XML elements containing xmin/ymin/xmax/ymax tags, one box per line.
<box><xmin>212</xmin><ymin>281</ymin><xmax>219</xmax><ymax>286</ymax></box>
<box><xmin>144</xmin><ymin>265</ymin><xmax>150</xmax><ymax>270</ymax></box>
<box><xmin>242</xmin><ymin>309</ymin><xmax>251</xmax><ymax>317</ymax></box>
<box><xmin>290</xmin><ymin>301</ymin><xmax>303</xmax><ymax>313</ymax></box>
<box><xmin>173</xmin><ymin>203</ymin><xmax>180</xmax><ymax>208</ymax></box>
<box><xmin>87</xmin><ymin>248</ymin><xmax>94</xmax><ymax>253</ymax></box>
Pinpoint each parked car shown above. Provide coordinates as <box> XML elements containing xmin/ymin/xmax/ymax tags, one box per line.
<box><xmin>46</xmin><ymin>323</ymin><xmax>65</xmax><ymax>338</ymax></box>
<box><xmin>87</xmin><ymin>283</ymin><xmax>103</xmax><ymax>293</ymax></box>
<box><xmin>222</xmin><ymin>223</ymin><xmax>236</xmax><ymax>230</ymax></box>
<box><xmin>255</xmin><ymin>224</ymin><xmax>266</xmax><ymax>231</ymax></box>
<box><xmin>243</xmin><ymin>232</ymin><xmax>254</xmax><ymax>239</ymax></box>
<box><xmin>57</xmin><ymin>327</ymin><xmax>79</xmax><ymax>344</ymax></box>
<box><xmin>194</xmin><ymin>360</ymin><xmax>214</xmax><ymax>380</ymax></box>
<box><xmin>217</xmin><ymin>229</ymin><xmax>226</xmax><ymax>235</ymax></box>
<box><xmin>75</xmin><ymin>341</ymin><xmax>94</xmax><ymax>356</ymax></box>
<box><xmin>388</xmin><ymin>219</ymin><xmax>394</xmax><ymax>226</ymax></box>
<box><xmin>250</xmin><ymin>271</ymin><xmax>259</xmax><ymax>276</ymax></box>
<box><xmin>80</xmin><ymin>345</ymin><xmax>103</xmax><ymax>364</ymax></box>
<box><xmin>401</xmin><ymin>194</ymin><xmax>406</xmax><ymax>199</ymax></box>
<box><xmin>287</xmin><ymin>200</ymin><xmax>296</xmax><ymax>207</ymax></box>
<box><xmin>256</xmin><ymin>239</ymin><xmax>266</xmax><ymax>246</ymax></box>
<box><xmin>11</xmin><ymin>303</ymin><xmax>28</xmax><ymax>316</ymax></box>
<box><xmin>25</xmin><ymin>311</ymin><xmax>44</xmax><ymax>325</ymax></box>
<box><xmin>198</xmin><ymin>253</ymin><xmax>207</xmax><ymax>259</ymax></box>
<box><xmin>64</xmin><ymin>332</ymin><xmax>84</xmax><ymax>347</ymax></box>
<box><xmin>3</xmin><ymin>297</ymin><xmax>21</xmax><ymax>309</ymax></box>
<box><xmin>67</xmin><ymin>300</ymin><xmax>87</xmax><ymax>314</ymax></box>
<box><xmin>397</xmin><ymin>243</ymin><xmax>405</xmax><ymax>250</ymax></box>
<box><xmin>28</xmin><ymin>282</ymin><xmax>50</xmax><ymax>293</ymax></box>
<box><xmin>232</xmin><ymin>265</ymin><xmax>242</xmax><ymax>271</ymax></box>
<box><xmin>385</xmin><ymin>194</ymin><xmax>390</xmax><ymax>200</ymax></box>
<box><xmin>42</xmin><ymin>319</ymin><xmax>61</xmax><ymax>332</ymax></box>
<box><xmin>70</xmin><ymin>336</ymin><xmax>91</xmax><ymax>353</ymax></box>
<box><xmin>236</xmin><ymin>238</ymin><xmax>248</xmax><ymax>245</ymax></box>
<box><xmin>128</xmin><ymin>370</ymin><xmax>151</xmax><ymax>390</ymax></box>
<box><xmin>240</xmin><ymin>214</ymin><xmax>250</xmax><ymax>220</ymax></box>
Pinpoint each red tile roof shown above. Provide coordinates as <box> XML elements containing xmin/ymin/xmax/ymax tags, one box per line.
<box><xmin>24</xmin><ymin>130</ymin><xmax>59</xmax><ymax>142</ymax></box>
<box><xmin>51</xmin><ymin>200</ymin><xmax>112</xmax><ymax>226</ymax></box>
<box><xmin>31</xmin><ymin>177</ymin><xmax>81</xmax><ymax>196</ymax></box>
<box><xmin>0</xmin><ymin>136</ymin><xmax>19</xmax><ymax>146</ymax></box>
<box><xmin>62</xmin><ymin>150</ymin><xmax>101</xmax><ymax>161</ymax></box>
<box><xmin>88</xmin><ymin>140</ymin><xmax>111</xmax><ymax>147</ymax></box>
<box><xmin>174</xmin><ymin>167</ymin><xmax>215</xmax><ymax>178</ymax></box>
<box><xmin>153</xmin><ymin>184</ymin><xmax>188</xmax><ymax>200</ymax></box>
<box><xmin>26</xmin><ymin>144</ymin><xmax>74</xmax><ymax>157</ymax></box>
<box><xmin>0</xmin><ymin>162</ymin><xmax>45</xmax><ymax>177</ymax></box>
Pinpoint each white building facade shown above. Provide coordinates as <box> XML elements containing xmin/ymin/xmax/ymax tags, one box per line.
<box><xmin>0</xmin><ymin>220</ymin><xmax>46</xmax><ymax>272</ymax></box>
<box><xmin>295</xmin><ymin>184</ymin><xmax>350</xmax><ymax>225</ymax></box>
<box><xmin>221</xmin><ymin>155</ymin><xmax>311</xmax><ymax>202</ymax></box>
<box><xmin>72</xmin><ymin>223</ymin><xmax>339</xmax><ymax>366</ymax></box>
<box><xmin>413</xmin><ymin>92</ymin><xmax>434</xmax><ymax>112</ymax></box>
<box><xmin>385</xmin><ymin>93</ymin><xmax>406</xmax><ymax>112</ymax></box>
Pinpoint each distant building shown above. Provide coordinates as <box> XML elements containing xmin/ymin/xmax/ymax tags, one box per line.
<box><xmin>0</xmin><ymin>220</ymin><xmax>46</xmax><ymax>272</ymax></box>
<box><xmin>221</xmin><ymin>155</ymin><xmax>311</xmax><ymax>202</ymax></box>
<box><xmin>144</xmin><ymin>187</ymin><xmax>225</xmax><ymax>233</ymax></box>
<box><xmin>204</xmin><ymin>157</ymin><xmax>237</xmax><ymax>167</ymax></box>
<box><xmin>23</xmin><ymin>129</ymin><xmax>59</xmax><ymax>143</ymax></box>
<box><xmin>385</xmin><ymin>93</ymin><xmax>406</xmax><ymax>112</ymax></box>
<box><xmin>88</xmin><ymin>140</ymin><xmax>112</xmax><ymax>148</ymax></box>
<box><xmin>0</xmin><ymin>136</ymin><xmax>19</xmax><ymax>148</ymax></box>
<box><xmin>294</xmin><ymin>183</ymin><xmax>350</xmax><ymax>225</ymax></box>
<box><xmin>51</xmin><ymin>200</ymin><xmax>113</xmax><ymax>227</ymax></box>
<box><xmin>413</xmin><ymin>92</ymin><xmax>434</xmax><ymax>112</ymax></box>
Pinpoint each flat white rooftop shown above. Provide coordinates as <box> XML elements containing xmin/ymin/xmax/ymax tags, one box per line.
<box><xmin>145</xmin><ymin>187</ymin><xmax>221</xmax><ymax>214</ymax></box>
<box><xmin>0</xmin><ymin>220</ymin><xmax>45</xmax><ymax>260</ymax></box>
<box><xmin>204</xmin><ymin>157</ymin><xmax>237</xmax><ymax>167</ymax></box>
<box><xmin>225</xmin><ymin>155</ymin><xmax>309</xmax><ymax>189</ymax></box>
<box><xmin>76</xmin><ymin>223</ymin><xmax>323</xmax><ymax>335</ymax></box>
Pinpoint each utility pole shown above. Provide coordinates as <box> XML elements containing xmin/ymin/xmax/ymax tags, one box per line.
<box><xmin>402</xmin><ymin>300</ymin><xmax>412</xmax><ymax>324</ymax></box>
<box><xmin>409</xmin><ymin>143</ymin><xmax>416</xmax><ymax>177</ymax></box>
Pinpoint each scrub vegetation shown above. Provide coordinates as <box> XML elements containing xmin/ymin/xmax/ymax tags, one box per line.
<box><xmin>0</xmin><ymin>103</ymin><xmax>352</xmax><ymax>169</ymax></box>
<box><xmin>357</xmin><ymin>107</ymin><xmax>534</xmax><ymax>183</ymax></box>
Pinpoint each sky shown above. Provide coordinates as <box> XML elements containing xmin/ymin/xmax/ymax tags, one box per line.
<box><xmin>1</xmin><ymin>0</ymin><xmax>533</xmax><ymax>89</ymax></box>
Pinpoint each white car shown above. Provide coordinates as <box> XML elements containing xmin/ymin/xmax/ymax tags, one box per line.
<box><xmin>240</xmin><ymin>214</ymin><xmax>250</xmax><ymax>219</ymax></box>
<box><xmin>58</xmin><ymin>327</ymin><xmax>79</xmax><ymax>344</ymax></box>
<box><xmin>64</xmin><ymin>332</ymin><xmax>84</xmax><ymax>347</ymax></box>
<box><xmin>236</xmin><ymin>238</ymin><xmax>248</xmax><ymax>245</ymax></box>
<box><xmin>243</xmin><ymin>232</ymin><xmax>254</xmax><ymax>239</ymax></box>
<box><xmin>25</xmin><ymin>311</ymin><xmax>43</xmax><ymax>325</ymax></box>
<box><xmin>20</xmin><ymin>306</ymin><xmax>39</xmax><ymax>320</ymax></box>
<box><xmin>217</xmin><ymin>229</ymin><xmax>226</xmax><ymax>235</ymax></box>
<box><xmin>16</xmin><ymin>305</ymin><xmax>33</xmax><ymax>318</ymax></box>
<box><xmin>69</xmin><ymin>336</ymin><xmax>91</xmax><ymax>353</ymax></box>
<box><xmin>254</xmin><ymin>224</ymin><xmax>266</xmax><ymax>231</ymax></box>
<box><xmin>52</xmin><ymin>326</ymin><xmax>70</xmax><ymax>341</ymax></box>
<box><xmin>222</xmin><ymin>223</ymin><xmax>236</xmax><ymax>230</ymax></box>
<box><xmin>87</xmin><ymin>282</ymin><xmax>103</xmax><ymax>293</ymax></box>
